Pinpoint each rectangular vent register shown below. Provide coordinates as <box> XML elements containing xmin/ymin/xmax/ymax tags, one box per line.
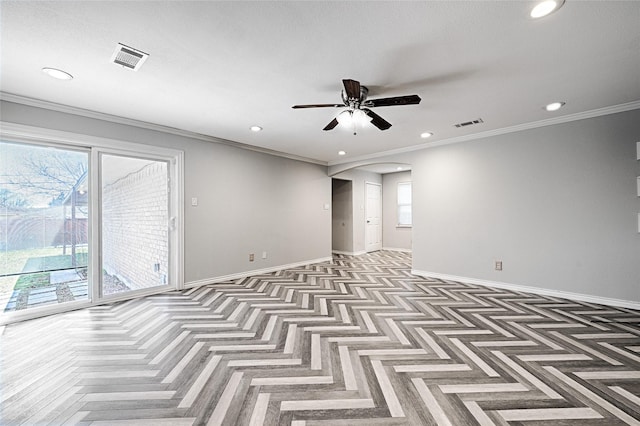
<box><xmin>110</xmin><ymin>43</ymin><xmax>149</xmax><ymax>71</ymax></box>
<box><xmin>454</xmin><ymin>118</ymin><xmax>484</xmax><ymax>128</ymax></box>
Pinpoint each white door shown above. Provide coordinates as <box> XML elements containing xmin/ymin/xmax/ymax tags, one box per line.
<box><xmin>365</xmin><ymin>182</ymin><xmax>382</xmax><ymax>252</ymax></box>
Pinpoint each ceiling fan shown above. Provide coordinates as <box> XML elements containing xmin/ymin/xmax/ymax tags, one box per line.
<box><xmin>292</xmin><ymin>79</ymin><xmax>421</xmax><ymax>134</ymax></box>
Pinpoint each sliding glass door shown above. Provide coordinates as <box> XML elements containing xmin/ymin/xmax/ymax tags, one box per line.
<box><xmin>0</xmin><ymin>129</ymin><xmax>182</xmax><ymax>324</ymax></box>
<box><xmin>0</xmin><ymin>141</ymin><xmax>90</xmax><ymax>313</ymax></box>
<box><xmin>100</xmin><ymin>154</ymin><xmax>171</xmax><ymax>297</ymax></box>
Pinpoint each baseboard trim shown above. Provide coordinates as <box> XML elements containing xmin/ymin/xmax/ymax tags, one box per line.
<box><xmin>382</xmin><ymin>247</ymin><xmax>412</xmax><ymax>253</ymax></box>
<box><xmin>185</xmin><ymin>257</ymin><xmax>333</xmax><ymax>288</ymax></box>
<box><xmin>332</xmin><ymin>250</ymin><xmax>367</xmax><ymax>256</ymax></box>
<box><xmin>412</xmin><ymin>270</ymin><xmax>640</xmax><ymax>311</ymax></box>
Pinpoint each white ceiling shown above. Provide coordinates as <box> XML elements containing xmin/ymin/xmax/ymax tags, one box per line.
<box><xmin>1</xmin><ymin>1</ymin><xmax>639</xmax><ymax>165</ymax></box>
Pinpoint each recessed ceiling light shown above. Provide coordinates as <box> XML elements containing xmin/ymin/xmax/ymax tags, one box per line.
<box><xmin>530</xmin><ymin>0</ymin><xmax>564</xmax><ymax>18</ymax></box>
<box><xmin>420</xmin><ymin>132</ymin><xmax>433</xmax><ymax>139</ymax></box>
<box><xmin>41</xmin><ymin>67</ymin><xmax>73</xmax><ymax>80</ymax></box>
<box><xmin>338</xmin><ymin>150</ymin><xmax>346</xmax><ymax>156</ymax></box>
<box><xmin>545</xmin><ymin>101</ymin><xmax>565</xmax><ymax>111</ymax></box>
<box><xmin>250</xmin><ymin>126</ymin><xmax>262</xmax><ymax>132</ymax></box>
<box><xmin>396</xmin><ymin>166</ymin><xmax>403</xmax><ymax>171</ymax></box>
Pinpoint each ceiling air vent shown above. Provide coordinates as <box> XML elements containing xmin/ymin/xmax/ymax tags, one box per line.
<box><xmin>110</xmin><ymin>43</ymin><xmax>149</xmax><ymax>71</ymax></box>
<box><xmin>454</xmin><ymin>118</ymin><xmax>484</xmax><ymax>128</ymax></box>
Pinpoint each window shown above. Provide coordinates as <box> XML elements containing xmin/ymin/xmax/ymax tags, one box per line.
<box><xmin>0</xmin><ymin>141</ymin><xmax>90</xmax><ymax>313</ymax></box>
<box><xmin>397</xmin><ymin>182</ymin><xmax>412</xmax><ymax>226</ymax></box>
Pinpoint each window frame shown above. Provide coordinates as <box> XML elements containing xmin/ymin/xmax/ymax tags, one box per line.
<box><xmin>397</xmin><ymin>181</ymin><xmax>412</xmax><ymax>227</ymax></box>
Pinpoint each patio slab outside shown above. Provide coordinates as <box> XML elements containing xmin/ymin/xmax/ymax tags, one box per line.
<box><xmin>4</xmin><ymin>280</ymin><xmax>89</xmax><ymax>312</ymax></box>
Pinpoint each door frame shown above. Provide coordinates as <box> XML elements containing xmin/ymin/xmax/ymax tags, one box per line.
<box><xmin>0</xmin><ymin>122</ymin><xmax>184</xmax><ymax>325</ymax></box>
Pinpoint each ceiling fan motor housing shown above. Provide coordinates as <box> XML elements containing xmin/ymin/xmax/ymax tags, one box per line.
<box><xmin>341</xmin><ymin>86</ymin><xmax>369</xmax><ymax>109</ymax></box>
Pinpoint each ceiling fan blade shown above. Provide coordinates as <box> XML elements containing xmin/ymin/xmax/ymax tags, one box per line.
<box><xmin>323</xmin><ymin>117</ymin><xmax>339</xmax><ymax>131</ymax></box>
<box><xmin>366</xmin><ymin>94</ymin><xmax>421</xmax><ymax>107</ymax></box>
<box><xmin>342</xmin><ymin>79</ymin><xmax>361</xmax><ymax>99</ymax></box>
<box><xmin>363</xmin><ymin>108</ymin><xmax>392</xmax><ymax>130</ymax></box>
<box><xmin>292</xmin><ymin>103</ymin><xmax>342</xmax><ymax>109</ymax></box>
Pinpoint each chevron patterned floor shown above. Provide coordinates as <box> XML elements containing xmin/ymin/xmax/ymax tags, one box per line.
<box><xmin>1</xmin><ymin>251</ymin><xmax>640</xmax><ymax>425</ymax></box>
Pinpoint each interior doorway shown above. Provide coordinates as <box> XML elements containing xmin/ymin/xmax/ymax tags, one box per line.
<box><xmin>329</xmin><ymin>162</ymin><xmax>412</xmax><ymax>256</ymax></box>
<box><xmin>331</xmin><ymin>178</ymin><xmax>353</xmax><ymax>254</ymax></box>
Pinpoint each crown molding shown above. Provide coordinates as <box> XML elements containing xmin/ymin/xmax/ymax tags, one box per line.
<box><xmin>328</xmin><ymin>100</ymin><xmax>640</xmax><ymax>167</ymax></box>
<box><xmin>0</xmin><ymin>92</ymin><xmax>327</xmax><ymax>167</ymax></box>
<box><xmin>4</xmin><ymin>91</ymin><xmax>638</xmax><ymax>170</ymax></box>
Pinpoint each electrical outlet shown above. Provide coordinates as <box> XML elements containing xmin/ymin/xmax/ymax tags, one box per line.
<box><xmin>249</xmin><ymin>253</ymin><xmax>255</xmax><ymax>262</ymax></box>
<box><xmin>495</xmin><ymin>260</ymin><xmax>503</xmax><ymax>271</ymax></box>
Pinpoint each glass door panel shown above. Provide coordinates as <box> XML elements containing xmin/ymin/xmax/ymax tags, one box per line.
<box><xmin>100</xmin><ymin>154</ymin><xmax>169</xmax><ymax>296</ymax></box>
<box><xmin>0</xmin><ymin>141</ymin><xmax>89</xmax><ymax>313</ymax></box>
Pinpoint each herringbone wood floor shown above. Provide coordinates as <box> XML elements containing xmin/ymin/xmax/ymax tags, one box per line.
<box><xmin>1</xmin><ymin>251</ymin><xmax>639</xmax><ymax>425</ymax></box>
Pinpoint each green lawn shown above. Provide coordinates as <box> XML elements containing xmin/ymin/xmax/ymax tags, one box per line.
<box><xmin>15</xmin><ymin>253</ymin><xmax>88</xmax><ymax>290</ymax></box>
<box><xmin>0</xmin><ymin>247</ymin><xmax>88</xmax><ymax>293</ymax></box>
<box><xmin>23</xmin><ymin>253</ymin><xmax>88</xmax><ymax>273</ymax></box>
<box><xmin>14</xmin><ymin>272</ymin><xmax>51</xmax><ymax>290</ymax></box>
<box><xmin>0</xmin><ymin>247</ymin><xmax>87</xmax><ymax>275</ymax></box>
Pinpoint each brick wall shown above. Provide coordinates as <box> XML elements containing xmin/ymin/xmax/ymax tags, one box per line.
<box><xmin>102</xmin><ymin>162</ymin><xmax>168</xmax><ymax>290</ymax></box>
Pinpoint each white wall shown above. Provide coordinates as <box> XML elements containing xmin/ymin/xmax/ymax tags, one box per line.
<box><xmin>411</xmin><ymin>109</ymin><xmax>640</xmax><ymax>304</ymax></box>
<box><xmin>382</xmin><ymin>171</ymin><xmax>412</xmax><ymax>251</ymax></box>
<box><xmin>1</xmin><ymin>101</ymin><xmax>332</xmax><ymax>285</ymax></box>
<box><xmin>332</xmin><ymin>169</ymin><xmax>382</xmax><ymax>253</ymax></box>
<box><xmin>328</xmin><ymin>108</ymin><xmax>640</xmax><ymax>306</ymax></box>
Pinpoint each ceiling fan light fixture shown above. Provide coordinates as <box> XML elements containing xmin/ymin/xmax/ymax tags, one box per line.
<box><xmin>337</xmin><ymin>110</ymin><xmax>353</xmax><ymax>127</ymax></box>
<box><xmin>337</xmin><ymin>109</ymin><xmax>373</xmax><ymax>130</ymax></box>
<box><xmin>530</xmin><ymin>0</ymin><xmax>564</xmax><ymax>18</ymax></box>
<box><xmin>353</xmin><ymin>109</ymin><xmax>373</xmax><ymax>125</ymax></box>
